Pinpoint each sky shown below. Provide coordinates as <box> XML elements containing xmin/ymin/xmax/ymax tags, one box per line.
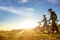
<box><xmin>0</xmin><ymin>0</ymin><xmax>60</xmax><ymax>30</ymax></box>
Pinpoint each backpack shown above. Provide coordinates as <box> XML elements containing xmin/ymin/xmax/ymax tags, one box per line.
<box><xmin>52</xmin><ymin>12</ymin><xmax>57</xmax><ymax>20</ymax></box>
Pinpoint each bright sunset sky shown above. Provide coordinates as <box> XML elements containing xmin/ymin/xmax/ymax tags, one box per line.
<box><xmin>0</xmin><ymin>0</ymin><xmax>60</xmax><ymax>30</ymax></box>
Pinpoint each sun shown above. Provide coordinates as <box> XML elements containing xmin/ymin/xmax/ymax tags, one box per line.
<box><xmin>17</xmin><ymin>20</ymin><xmax>38</xmax><ymax>29</ymax></box>
<box><xmin>12</xmin><ymin>20</ymin><xmax>38</xmax><ymax>29</ymax></box>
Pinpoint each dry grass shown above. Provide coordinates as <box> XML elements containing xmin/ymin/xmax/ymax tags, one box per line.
<box><xmin>0</xmin><ymin>29</ymin><xmax>60</xmax><ymax>40</ymax></box>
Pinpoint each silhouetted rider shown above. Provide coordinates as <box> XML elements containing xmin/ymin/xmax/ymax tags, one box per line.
<box><xmin>48</xmin><ymin>9</ymin><xmax>59</xmax><ymax>33</ymax></box>
<box><xmin>40</xmin><ymin>15</ymin><xmax>47</xmax><ymax>32</ymax></box>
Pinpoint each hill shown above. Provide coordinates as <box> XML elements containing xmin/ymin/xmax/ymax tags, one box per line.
<box><xmin>0</xmin><ymin>28</ymin><xmax>60</xmax><ymax>40</ymax></box>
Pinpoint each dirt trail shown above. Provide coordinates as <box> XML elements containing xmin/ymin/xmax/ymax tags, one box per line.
<box><xmin>13</xmin><ymin>29</ymin><xmax>60</xmax><ymax>40</ymax></box>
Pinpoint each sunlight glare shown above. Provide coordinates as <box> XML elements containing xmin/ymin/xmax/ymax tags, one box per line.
<box><xmin>19</xmin><ymin>20</ymin><xmax>38</xmax><ymax>29</ymax></box>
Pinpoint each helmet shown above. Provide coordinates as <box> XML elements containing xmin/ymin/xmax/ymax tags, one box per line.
<box><xmin>48</xmin><ymin>8</ymin><xmax>52</xmax><ymax>11</ymax></box>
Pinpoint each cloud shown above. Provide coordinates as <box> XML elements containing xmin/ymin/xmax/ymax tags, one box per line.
<box><xmin>0</xmin><ymin>6</ymin><xmax>35</xmax><ymax>17</ymax></box>
<box><xmin>18</xmin><ymin>0</ymin><xmax>28</xmax><ymax>3</ymax></box>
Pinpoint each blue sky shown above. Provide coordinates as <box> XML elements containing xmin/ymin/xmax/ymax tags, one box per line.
<box><xmin>0</xmin><ymin>0</ymin><xmax>60</xmax><ymax>30</ymax></box>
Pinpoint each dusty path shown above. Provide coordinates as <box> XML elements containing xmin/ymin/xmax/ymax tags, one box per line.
<box><xmin>14</xmin><ymin>29</ymin><xmax>36</xmax><ymax>40</ymax></box>
<box><xmin>13</xmin><ymin>29</ymin><xmax>60</xmax><ymax>40</ymax></box>
<box><xmin>0</xmin><ymin>29</ymin><xmax>60</xmax><ymax>40</ymax></box>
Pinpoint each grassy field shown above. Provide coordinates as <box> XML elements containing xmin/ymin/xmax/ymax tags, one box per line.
<box><xmin>0</xmin><ymin>28</ymin><xmax>60</xmax><ymax>40</ymax></box>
